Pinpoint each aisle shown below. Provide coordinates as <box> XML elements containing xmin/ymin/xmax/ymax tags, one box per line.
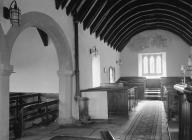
<box><xmin>122</xmin><ymin>101</ymin><xmax>169</xmax><ymax>140</ymax></box>
<box><xmin>16</xmin><ymin>101</ymin><xmax>170</xmax><ymax>140</ymax></box>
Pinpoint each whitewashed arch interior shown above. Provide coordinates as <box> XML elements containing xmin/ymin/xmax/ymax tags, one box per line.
<box><xmin>5</xmin><ymin>12</ymin><xmax>75</xmax><ymax>125</ymax></box>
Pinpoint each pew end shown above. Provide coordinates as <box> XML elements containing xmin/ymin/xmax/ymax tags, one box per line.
<box><xmin>100</xmin><ymin>130</ymin><xmax>116</xmax><ymax>140</ymax></box>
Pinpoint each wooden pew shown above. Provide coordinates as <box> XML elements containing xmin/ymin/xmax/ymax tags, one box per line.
<box><xmin>174</xmin><ymin>84</ymin><xmax>192</xmax><ymax>140</ymax></box>
<box><xmin>117</xmin><ymin>77</ymin><xmax>146</xmax><ymax>100</ymax></box>
<box><xmin>10</xmin><ymin>93</ymin><xmax>42</xmax><ymax>133</ymax></box>
<box><xmin>9</xmin><ymin>93</ymin><xmax>59</xmax><ymax>138</ymax></box>
<box><xmin>15</xmin><ymin>99</ymin><xmax>59</xmax><ymax>138</ymax></box>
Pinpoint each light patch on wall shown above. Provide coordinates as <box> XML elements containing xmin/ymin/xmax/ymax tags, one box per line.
<box><xmin>129</xmin><ymin>32</ymin><xmax>169</xmax><ymax>51</ymax></box>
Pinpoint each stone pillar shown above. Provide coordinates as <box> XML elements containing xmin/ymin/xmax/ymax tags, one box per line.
<box><xmin>57</xmin><ymin>70</ymin><xmax>73</xmax><ymax>125</ymax></box>
<box><xmin>0</xmin><ymin>64</ymin><xmax>13</xmax><ymax>140</ymax></box>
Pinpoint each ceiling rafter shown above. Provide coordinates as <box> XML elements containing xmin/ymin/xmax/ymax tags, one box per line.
<box><xmin>116</xmin><ymin>23</ymin><xmax>191</xmax><ymax>51</ymax></box>
<box><xmin>76</xmin><ymin>0</ymin><xmax>97</xmax><ymax>22</ymax></box>
<box><xmin>83</xmin><ymin>0</ymin><xmax>107</xmax><ymax>30</ymax></box>
<box><xmin>61</xmin><ymin>0</ymin><xmax>69</xmax><ymax>9</ymax></box>
<box><xmin>66</xmin><ymin>0</ymin><xmax>82</xmax><ymax>15</ymax></box>
<box><xmin>55</xmin><ymin>0</ymin><xmax>192</xmax><ymax>52</ymax></box>
<box><xmin>114</xmin><ymin>20</ymin><xmax>191</xmax><ymax>48</ymax></box>
<box><xmin>110</xmin><ymin>15</ymin><xmax>192</xmax><ymax>47</ymax></box>
<box><xmin>103</xmin><ymin>2</ymin><xmax>192</xmax><ymax>43</ymax></box>
<box><xmin>118</xmin><ymin>24</ymin><xmax>192</xmax><ymax>51</ymax></box>
<box><xmin>97</xmin><ymin>0</ymin><xmax>192</xmax><ymax>40</ymax></box>
<box><xmin>90</xmin><ymin>0</ymin><xmax>121</xmax><ymax>34</ymax></box>
<box><xmin>106</xmin><ymin>9</ymin><xmax>192</xmax><ymax>44</ymax></box>
<box><xmin>95</xmin><ymin>0</ymin><xmax>132</xmax><ymax>38</ymax></box>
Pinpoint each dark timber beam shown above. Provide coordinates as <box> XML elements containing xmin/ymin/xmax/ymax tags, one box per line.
<box><xmin>106</xmin><ymin>9</ymin><xmax>192</xmax><ymax>44</ymax></box>
<box><xmin>66</xmin><ymin>0</ymin><xmax>76</xmax><ymax>15</ymax></box>
<box><xmin>90</xmin><ymin>0</ymin><xmax>119</xmax><ymax>34</ymax></box>
<box><xmin>106</xmin><ymin>2</ymin><xmax>192</xmax><ymax>45</ymax></box>
<box><xmin>113</xmin><ymin>20</ymin><xmax>191</xmax><ymax>48</ymax></box>
<box><xmin>83</xmin><ymin>0</ymin><xmax>107</xmax><ymax>30</ymax></box>
<box><xmin>114</xmin><ymin>18</ymin><xmax>192</xmax><ymax>48</ymax></box>
<box><xmin>110</xmin><ymin>16</ymin><xmax>192</xmax><ymax>47</ymax></box>
<box><xmin>118</xmin><ymin>25</ymin><xmax>192</xmax><ymax>51</ymax></box>
<box><xmin>61</xmin><ymin>0</ymin><xmax>68</xmax><ymax>9</ymax></box>
<box><xmin>60</xmin><ymin>0</ymin><xmax>192</xmax><ymax>51</ymax></box>
<box><xmin>66</xmin><ymin>0</ymin><xmax>83</xmax><ymax>16</ymax></box>
<box><xmin>55</xmin><ymin>0</ymin><xmax>62</xmax><ymax>9</ymax></box>
<box><xmin>37</xmin><ymin>28</ymin><xmax>48</xmax><ymax>47</ymax></box>
<box><xmin>98</xmin><ymin>0</ymin><xmax>137</xmax><ymax>39</ymax></box>
<box><xmin>95</xmin><ymin>0</ymin><xmax>128</xmax><ymax>38</ymax></box>
<box><xmin>76</xmin><ymin>0</ymin><xmax>96</xmax><ymax>23</ymax></box>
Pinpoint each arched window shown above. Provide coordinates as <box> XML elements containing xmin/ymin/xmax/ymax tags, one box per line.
<box><xmin>143</xmin><ymin>56</ymin><xmax>148</xmax><ymax>74</ymax></box>
<box><xmin>109</xmin><ymin>67</ymin><xmax>115</xmax><ymax>83</ymax></box>
<box><xmin>149</xmin><ymin>56</ymin><xmax>155</xmax><ymax>73</ymax></box>
<box><xmin>138</xmin><ymin>52</ymin><xmax>166</xmax><ymax>78</ymax></box>
<box><xmin>156</xmin><ymin>56</ymin><xmax>162</xmax><ymax>74</ymax></box>
<box><xmin>92</xmin><ymin>54</ymin><xmax>101</xmax><ymax>87</ymax></box>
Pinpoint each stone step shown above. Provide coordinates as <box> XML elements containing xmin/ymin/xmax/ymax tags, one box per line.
<box><xmin>145</xmin><ymin>95</ymin><xmax>161</xmax><ymax>98</ymax></box>
<box><xmin>145</xmin><ymin>91</ymin><xmax>161</xmax><ymax>94</ymax></box>
<box><xmin>145</xmin><ymin>90</ymin><xmax>161</xmax><ymax>92</ymax></box>
<box><xmin>145</xmin><ymin>88</ymin><xmax>161</xmax><ymax>90</ymax></box>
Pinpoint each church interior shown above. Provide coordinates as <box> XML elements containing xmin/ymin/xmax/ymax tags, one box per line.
<box><xmin>0</xmin><ymin>0</ymin><xmax>192</xmax><ymax>140</ymax></box>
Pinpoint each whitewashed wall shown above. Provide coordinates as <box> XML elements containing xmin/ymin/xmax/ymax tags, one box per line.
<box><xmin>0</xmin><ymin>0</ymin><xmax>120</xmax><ymax>122</ymax></box>
<box><xmin>0</xmin><ymin>0</ymin><xmax>120</xmax><ymax>93</ymax></box>
<box><xmin>120</xmin><ymin>30</ymin><xmax>190</xmax><ymax>77</ymax></box>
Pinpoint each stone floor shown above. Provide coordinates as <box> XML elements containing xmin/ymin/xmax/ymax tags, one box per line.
<box><xmin>15</xmin><ymin>100</ymin><xmax>171</xmax><ymax>140</ymax></box>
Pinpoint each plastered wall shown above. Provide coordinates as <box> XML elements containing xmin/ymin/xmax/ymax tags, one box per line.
<box><xmin>1</xmin><ymin>0</ymin><xmax>120</xmax><ymax>93</ymax></box>
<box><xmin>120</xmin><ymin>30</ymin><xmax>190</xmax><ymax>77</ymax></box>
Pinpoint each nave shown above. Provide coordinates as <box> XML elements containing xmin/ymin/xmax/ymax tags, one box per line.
<box><xmin>15</xmin><ymin>100</ymin><xmax>170</xmax><ymax>140</ymax></box>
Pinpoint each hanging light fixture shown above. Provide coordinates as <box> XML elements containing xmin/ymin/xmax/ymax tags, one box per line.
<box><xmin>89</xmin><ymin>46</ymin><xmax>98</xmax><ymax>56</ymax></box>
<box><xmin>9</xmin><ymin>0</ymin><xmax>21</xmax><ymax>26</ymax></box>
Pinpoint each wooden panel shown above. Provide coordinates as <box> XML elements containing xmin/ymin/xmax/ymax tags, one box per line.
<box><xmin>117</xmin><ymin>77</ymin><xmax>146</xmax><ymax>100</ymax></box>
<box><xmin>146</xmin><ymin>79</ymin><xmax>160</xmax><ymax>88</ymax></box>
<box><xmin>107</xmin><ymin>90</ymin><xmax>128</xmax><ymax>116</ymax></box>
<box><xmin>175</xmin><ymin>87</ymin><xmax>192</xmax><ymax>140</ymax></box>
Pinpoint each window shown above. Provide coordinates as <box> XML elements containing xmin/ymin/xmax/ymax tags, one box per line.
<box><xmin>156</xmin><ymin>56</ymin><xmax>162</xmax><ymax>74</ymax></box>
<box><xmin>109</xmin><ymin>67</ymin><xmax>115</xmax><ymax>83</ymax></box>
<box><xmin>143</xmin><ymin>56</ymin><xmax>148</xmax><ymax>74</ymax></box>
<box><xmin>139</xmin><ymin>52</ymin><xmax>166</xmax><ymax>78</ymax></box>
<box><xmin>92</xmin><ymin>54</ymin><xmax>101</xmax><ymax>87</ymax></box>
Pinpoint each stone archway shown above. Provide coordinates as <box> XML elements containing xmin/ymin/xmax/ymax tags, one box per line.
<box><xmin>2</xmin><ymin>12</ymin><xmax>74</xmax><ymax>139</ymax></box>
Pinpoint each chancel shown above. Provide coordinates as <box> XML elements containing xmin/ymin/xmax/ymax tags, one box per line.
<box><xmin>1</xmin><ymin>0</ymin><xmax>192</xmax><ymax>140</ymax></box>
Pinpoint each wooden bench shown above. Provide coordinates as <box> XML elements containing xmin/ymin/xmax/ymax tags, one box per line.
<box><xmin>10</xmin><ymin>93</ymin><xmax>42</xmax><ymax>132</ymax></box>
<box><xmin>9</xmin><ymin>93</ymin><xmax>59</xmax><ymax>138</ymax></box>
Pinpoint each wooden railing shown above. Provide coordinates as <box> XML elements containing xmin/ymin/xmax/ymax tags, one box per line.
<box><xmin>9</xmin><ymin>93</ymin><xmax>59</xmax><ymax>138</ymax></box>
<box><xmin>15</xmin><ymin>99</ymin><xmax>59</xmax><ymax>138</ymax></box>
<box><xmin>10</xmin><ymin>93</ymin><xmax>42</xmax><ymax>134</ymax></box>
<box><xmin>10</xmin><ymin>93</ymin><xmax>41</xmax><ymax>118</ymax></box>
